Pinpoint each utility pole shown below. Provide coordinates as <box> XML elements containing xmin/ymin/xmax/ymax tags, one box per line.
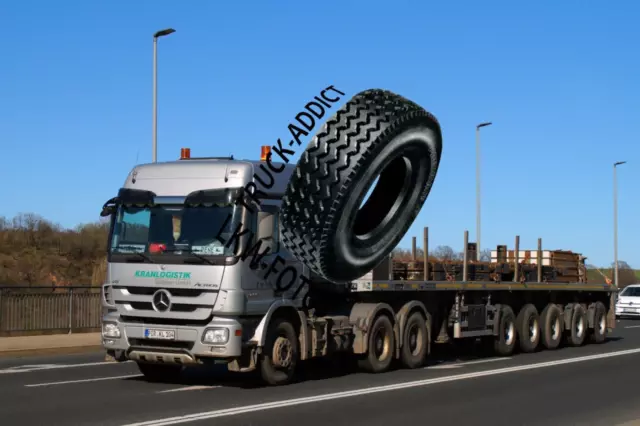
<box><xmin>152</xmin><ymin>28</ymin><xmax>176</xmax><ymax>163</ymax></box>
<box><xmin>613</xmin><ymin>160</ymin><xmax>626</xmax><ymax>288</ymax></box>
<box><xmin>475</xmin><ymin>121</ymin><xmax>492</xmax><ymax>259</ymax></box>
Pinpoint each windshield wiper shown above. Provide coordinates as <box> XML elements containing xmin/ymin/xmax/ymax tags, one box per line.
<box><xmin>163</xmin><ymin>247</ymin><xmax>216</xmax><ymax>265</ymax></box>
<box><xmin>119</xmin><ymin>252</ymin><xmax>154</xmax><ymax>263</ymax></box>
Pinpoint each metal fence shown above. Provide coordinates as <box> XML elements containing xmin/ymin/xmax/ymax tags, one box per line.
<box><xmin>0</xmin><ymin>286</ymin><xmax>102</xmax><ymax>335</ymax></box>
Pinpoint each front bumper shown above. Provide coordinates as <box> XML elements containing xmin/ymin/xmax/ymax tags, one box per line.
<box><xmin>615</xmin><ymin>305</ymin><xmax>640</xmax><ymax>318</ymax></box>
<box><xmin>101</xmin><ymin>314</ymin><xmax>245</xmax><ymax>364</ymax></box>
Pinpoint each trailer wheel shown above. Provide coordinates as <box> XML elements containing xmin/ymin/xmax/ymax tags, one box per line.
<box><xmin>516</xmin><ymin>304</ymin><xmax>540</xmax><ymax>353</ymax></box>
<box><xmin>494</xmin><ymin>305</ymin><xmax>517</xmax><ymax>356</ymax></box>
<box><xmin>280</xmin><ymin>89</ymin><xmax>443</xmax><ymax>283</ymax></box>
<box><xmin>358</xmin><ymin>314</ymin><xmax>396</xmax><ymax>373</ymax></box>
<box><xmin>566</xmin><ymin>304</ymin><xmax>587</xmax><ymax>347</ymax></box>
<box><xmin>136</xmin><ymin>363</ymin><xmax>184</xmax><ymax>383</ymax></box>
<box><xmin>539</xmin><ymin>303</ymin><xmax>562</xmax><ymax>350</ymax></box>
<box><xmin>400</xmin><ymin>311</ymin><xmax>429</xmax><ymax>369</ymax></box>
<box><xmin>259</xmin><ymin>317</ymin><xmax>299</xmax><ymax>386</ymax></box>
<box><xmin>589</xmin><ymin>301</ymin><xmax>607</xmax><ymax>344</ymax></box>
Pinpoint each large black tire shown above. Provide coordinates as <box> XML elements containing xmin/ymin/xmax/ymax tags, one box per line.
<box><xmin>400</xmin><ymin>311</ymin><xmax>429</xmax><ymax>369</ymax></box>
<box><xmin>280</xmin><ymin>89</ymin><xmax>443</xmax><ymax>283</ymax></box>
<box><xmin>259</xmin><ymin>317</ymin><xmax>299</xmax><ymax>386</ymax></box>
<box><xmin>516</xmin><ymin>303</ymin><xmax>540</xmax><ymax>353</ymax></box>
<box><xmin>566</xmin><ymin>304</ymin><xmax>587</xmax><ymax>347</ymax></box>
<box><xmin>539</xmin><ymin>303</ymin><xmax>562</xmax><ymax>350</ymax></box>
<box><xmin>137</xmin><ymin>362</ymin><xmax>184</xmax><ymax>383</ymax></box>
<box><xmin>589</xmin><ymin>301</ymin><xmax>607</xmax><ymax>344</ymax></box>
<box><xmin>493</xmin><ymin>305</ymin><xmax>517</xmax><ymax>356</ymax></box>
<box><xmin>358</xmin><ymin>314</ymin><xmax>396</xmax><ymax>373</ymax></box>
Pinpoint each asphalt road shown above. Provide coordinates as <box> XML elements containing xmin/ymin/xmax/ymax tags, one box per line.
<box><xmin>3</xmin><ymin>320</ymin><xmax>640</xmax><ymax>426</ymax></box>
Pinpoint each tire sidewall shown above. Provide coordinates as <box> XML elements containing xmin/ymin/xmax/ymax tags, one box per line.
<box><xmin>495</xmin><ymin>307</ymin><xmax>516</xmax><ymax>356</ymax></box>
<box><xmin>591</xmin><ymin>302</ymin><xmax>607</xmax><ymax>343</ymax></box>
<box><xmin>332</xmin><ymin>123</ymin><xmax>441</xmax><ymax>276</ymax></box>
<box><xmin>541</xmin><ymin>304</ymin><xmax>562</xmax><ymax>350</ymax></box>
<box><xmin>260</xmin><ymin>319</ymin><xmax>299</xmax><ymax>385</ymax></box>
<box><xmin>364</xmin><ymin>314</ymin><xmax>395</xmax><ymax>372</ymax></box>
<box><xmin>568</xmin><ymin>305</ymin><xmax>587</xmax><ymax>346</ymax></box>
<box><xmin>517</xmin><ymin>305</ymin><xmax>540</xmax><ymax>352</ymax></box>
<box><xmin>401</xmin><ymin>312</ymin><xmax>428</xmax><ymax>368</ymax></box>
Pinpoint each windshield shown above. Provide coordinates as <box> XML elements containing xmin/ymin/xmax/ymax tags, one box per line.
<box><xmin>109</xmin><ymin>202</ymin><xmax>250</xmax><ymax>261</ymax></box>
<box><xmin>620</xmin><ymin>286</ymin><xmax>640</xmax><ymax>297</ymax></box>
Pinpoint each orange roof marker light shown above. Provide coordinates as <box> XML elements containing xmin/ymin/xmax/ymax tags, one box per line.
<box><xmin>260</xmin><ymin>145</ymin><xmax>271</xmax><ymax>161</ymax></box>
<box><xmin>180</xmin><ymin>148</ymin><xmax>191</xmax><ymax>160</ymax></box>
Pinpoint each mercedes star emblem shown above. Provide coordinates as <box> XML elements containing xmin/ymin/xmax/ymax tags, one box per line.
<box><xmin>152</xmin><ymin>289</ymin><xmax>172</xmax><ymax>312</ymax></box>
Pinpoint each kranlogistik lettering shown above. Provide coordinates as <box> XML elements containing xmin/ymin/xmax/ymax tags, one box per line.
<box><xmin>214</xmin><ymin>85</ymin><xmax>346</xmax><ymax>302</ymax></box>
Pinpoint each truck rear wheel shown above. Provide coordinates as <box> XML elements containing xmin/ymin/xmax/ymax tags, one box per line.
<box><xmin>358</xmin><ymin>314</ymin><xmax>395</xmax><ymax>373</ymax></box>
<box><xmin>259</xmin><ymin>317</ymin><xmax>299</xmax><ymax>386</ymax></box>
<box><xmin>136</xmin><ymin>362</ymin><xmax>184</xmax><ymax>382</ymax></box>
<box><xmin>493</xmin><ymin>305</ymin><xmax>517</xmax><ymax>356</ymax></box>
<box><xmin>516</xmin><ymin>304</ymin><xmax>540</xmax><ymax>353</ymax></box>
<box><xmin>590</xmin><ymin>301</ymin><xmax>607</xmax><ymax>344</ymax></box>
<box><xmin>400</xmin><ymin>311</ymin><xmax>429</xmax><ymax>369</ymax></box>
<box><xmin>280</xmin><ymin>89</ymin><xmax>443</xmax><ymax>283</ymax></box>
<box><xmin>539</xmin><ymin>303</ymin><xmax>562</xmax><ymax>350</ymax></box>
<box><xmin>566</xmin><ymin>304</ymin><xmax>587</xmax><ymax>347</ymax></box>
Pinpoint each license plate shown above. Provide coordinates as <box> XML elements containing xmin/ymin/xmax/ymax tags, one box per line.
<box><xmin>623</xmin><ymin>309</ymin><xmax>637</xmax><ymax>313</ymax></box>
<box><xmin>144</xmin><ymin>329</ymin><xmax>175</xmax><ymax>340</ymax></box>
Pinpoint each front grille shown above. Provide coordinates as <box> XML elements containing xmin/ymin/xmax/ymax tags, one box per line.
<box><xmin>112</xmin><ymin>285</ymin><xmax>216</xmax><ymax>320</ymax></box>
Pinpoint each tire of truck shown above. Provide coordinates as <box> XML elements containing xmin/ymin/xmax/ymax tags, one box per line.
<box><xmin>400</xmin><ymin>311</ymin><xmax>429</xmax><ymax>369</ymax></box>
<box><xmin>566</xmin><ymin>304</ymin><xmax>587</xmax><ymax>347</ymax></box>
<box><xmin>589</xmin><ymin>301</ymin><xmax>607</xmax><ymax>344</ymax></box>
<box><xmin>136</xmin><ymin>363</ymin><xmax>184</xmax><ymax>383</ymax></box>
<box><xmin>516</xmin><ymin>303</ymin><xmax>540</xmax><ymax>353</ymax></box>
<box><xmin>358</xmin><ymin>313</ymin><xmax>396</xmax><ymax>373</ymax></box>
<box><xmin>280</xmin><ymin>89</ymin><xmax>443</xmax><ymax>283</ymax></box>
<box><xmin>493</xmin><ymin>305</ymin><xmax>517</xmax><ymax>356</ymax></box>
<box><xmin>539</xmin><ymin>303</ymin><xmax>562</xmax><ymax>350</ymax></box>
<box><xmin>259</xmin><ymin>317</ymin><xmax>299</xmax><ymax>386</ymax></box>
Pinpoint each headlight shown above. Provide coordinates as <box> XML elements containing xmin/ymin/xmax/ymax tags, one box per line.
<box><xmin>102</xmin><ymin>322</ymin><xmax>121</xmax><ymax>338</ymax></box>
<box><xmin>202</xmin><ymin>328</ymin><xmax>229</xmax><ymax>344</ymax></box>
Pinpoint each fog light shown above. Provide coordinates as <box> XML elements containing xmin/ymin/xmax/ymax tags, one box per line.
<box><xmin>102</xmin><ymin>322</ymin><xmax>121</xmax><ymax>339</ymax></box>
<box><xmin>202</xmin><ymin>328</ymin><xmax>229</xmax><ymax>344</ymax></box>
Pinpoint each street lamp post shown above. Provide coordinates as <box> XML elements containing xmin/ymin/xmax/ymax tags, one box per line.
<box><xmin>152</xmin><ymin>28</ymin><xmax>176</xmax><ymax>163</ymax></box>
<box><xmin>613</xmin><ymin>160</ymin><xmax>627</xmax><ymax>288</ymax></box>
<box><xmin>476</xmin><ymin>121</ymin><xmax>492</xmax><ymax>260</ymax></box>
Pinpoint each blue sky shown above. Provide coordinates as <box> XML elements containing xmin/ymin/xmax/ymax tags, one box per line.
<box><xmin>1</xmin><ymin>0</ymin><xmax>638</xmax><ymax>268</ymax></box>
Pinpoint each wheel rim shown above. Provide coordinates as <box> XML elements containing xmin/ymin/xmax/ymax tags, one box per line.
<box><xmin>528</xmin><ymin>317</ymin><xmax>539</xmax><ymax>343</ymax></box>
<box><xmin>504</xmin><ymin>320</ymin><xmax>515</xmax><ymax>345</ymax></box>
<box><xmin>598</xmin><ymin>314</ymin><xmax>606</xmax><ymax>334</ymax></box>
<box><xmin>373</xmin><ymin>325</ymin><xmax>392</xmax><ymax>361</ymax></box>
<box><xmin>551</xmin><ymin>317</ymin><xmax>561</xmax><ymax>340</ymax></box>
<box><xmin>575</xmin><ymin>315</ymin><xmax>584</xmax><ymax>338</ymax></box>
<box><xmin>272</xmin><ymin>336</ymin><xmax>293</xmax><ymax>369</ymax></box>
<box><xmin>407</xmin><ymin>323</ymin><xmax>423</xmax><ymax>356</ymax></box>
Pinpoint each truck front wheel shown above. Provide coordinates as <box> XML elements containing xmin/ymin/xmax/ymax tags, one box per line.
<box><xmin>259</xmin><ymin>317</ymin><xmax>299</xmax><ymax>386</ymax></box>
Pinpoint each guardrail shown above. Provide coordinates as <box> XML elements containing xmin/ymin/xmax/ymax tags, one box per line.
<box><xmin>0</xmin><ymin>286</ymin><xmax>102</xmax><ymax>336</ymax></box>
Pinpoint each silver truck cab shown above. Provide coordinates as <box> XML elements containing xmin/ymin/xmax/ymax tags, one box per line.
<box><xmin>100</xmin><ymin>147</ymin><xmax>310</xmax><ymax>376</ymax></box>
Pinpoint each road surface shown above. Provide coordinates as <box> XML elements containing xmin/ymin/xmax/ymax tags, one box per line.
<box><xmin>2</xmin><ymin>320</ymin><xmax>640</xmax><ymax>426</ymax></box>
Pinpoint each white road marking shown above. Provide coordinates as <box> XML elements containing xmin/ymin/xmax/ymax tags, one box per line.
<box><xmin>157</xmin><ymin>386</ymin><xmax>220</xmax><ymax>394</ymax></box>
<box><xmin>122</xmin><ymin>347</ymin><xmax>640</xmax><ymax>426</ymax></box>
<box><xmin>25</xmin><ymin>374</ymin><xmax>142</xmax><ymax>387</ymax></box>
<box><xmin>0</xmin><ymin>361</ymin><xmax>131</xmax><ymax>375</ymax></box>
<box><xmin>624</xmin><ymin>325</ymin><xmax>640</xmax><ymax>329</ymax></box>
<box><xmin>428</xmin><ymin>357</ymin><xmax>511</xmax><ymax>369</ymax></box>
